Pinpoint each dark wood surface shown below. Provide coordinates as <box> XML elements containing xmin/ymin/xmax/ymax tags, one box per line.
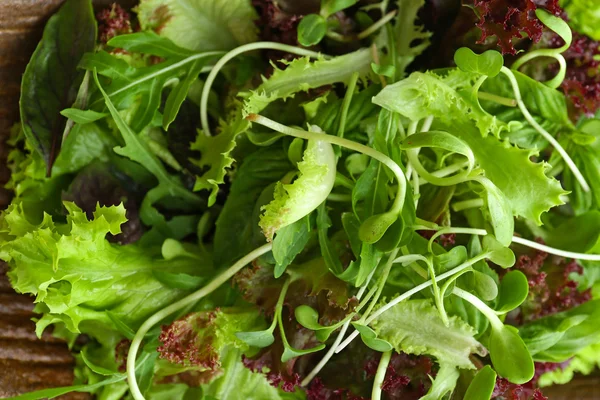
<box><xmin>0</xmin><ymin>1</ymin><xmax>598</xmax><ymax>398</ymax></box>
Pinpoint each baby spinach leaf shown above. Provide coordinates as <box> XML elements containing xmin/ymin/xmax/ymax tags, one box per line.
<box><xmin>496</xmin><ymin>270</ymin><xmax>529</xmax><ymax>314</ymax></box>
<box><xmin>298</xmin><ymin>14</ymin><xmax>328</xmax><ymax>46</ymax></box>
<box><xmin>19</xmin><ymin>0</ymin><xmax>96</xmax><ymax>174</ymax></box>
<box><xmin>489</xmin><ymin>325</ymin><xmax>535</xmax><ymax>384</ymax></box>
<box><xmin>464</xmin><ymin>365</ymin><xmax>497</xmax><ymax>400</ymax></box>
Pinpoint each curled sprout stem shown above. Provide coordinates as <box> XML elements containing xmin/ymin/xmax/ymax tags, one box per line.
<box><xmin>372</xmin><ymin>350</ymin><xmax>393</xmax><ymax>400</ymax></box>
<box><xmin>200</xmin><ymin>43</ymin><xmax>325</xmax><ymax>136</ymax></box>
<box><xmin>334</xmin><ymin>252</ymin><xmax>491</xmax><ymax>353</ymax></box>
<box><xmin>500</xmin><ymin>66</ymin><xmax>590</xmax><ymax>192</ymax></box>
<box><xmin>247</xmin><ymin>114</ymin><xmax>407</xmax><ymax>217</ymax></box>
<box><xmin>511</xmin><ymin>50</ymin><xmax>567</xmax><ymax>90</ymax></box>
<box><xmin>126</xmin><ymin>243</ymin><xmax>273</xmax><ymax>400</ymax></box>
<box><xmin>453</xmin><ymin>287</ymin><xmax>503</xmax><ymax>331</ymax></box>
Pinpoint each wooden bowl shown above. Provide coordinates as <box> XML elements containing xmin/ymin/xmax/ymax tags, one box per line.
<box><xmin>0</xmin><ymin>1</ymin><xmax>597</xmax><ymax>398</ymax></box>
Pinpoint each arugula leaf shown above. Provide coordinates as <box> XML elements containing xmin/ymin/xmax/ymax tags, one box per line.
<box><xmin>371</xmin><ymin>299</ymin><xmax>486</xmax><ymax>369</ymax></box>
<box><xmin>136</xmin><ymin>0</ymin><xmax>259</xmax><ymax>51</ymax></box>
<box><xmin>19</xmin><ymin>0</ymin><xmax>96</xmax><ymax>174</ymax></box>
<box><xmin>94</xmin><ymin>71</ymin><xmax>203</xmax><ymax>208</ymax></box>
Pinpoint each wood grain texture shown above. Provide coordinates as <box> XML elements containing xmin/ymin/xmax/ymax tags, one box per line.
<box><xmin>0</xmin><ymin>0</ymin><xmax>598</xmax><ymax>399</ymax></box>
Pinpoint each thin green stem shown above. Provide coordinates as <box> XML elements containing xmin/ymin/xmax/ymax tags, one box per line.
<box><xmin>500</xmin><ymin>66</ymin><xmax>589</xmax><ymax>192</ymax></box>
<box><xmin>418</xmin><ymin>161</ymin><xmax>470</xmax><ymax>186</ymax></box>
<box><xmin>337</xmin><ymin>72</ymin><xmax>360</xmax><ymax>139</ymax></box>
<box><xmin>248</xmin><ymin>114</ymin><xmax>407</xmax><ymax>216</ymax></box>
<box><xmin>361</xmin><ymin>249</ymin><xmax>400</xmax><ymax>321</ymax></box>
<box><xmin>511</xmin><ymin>51</ymin><xmax>566</xmax><ymax>89</ymax></box>
<box><xmin>126</xmin><ymin>243</ymin><xmax>273</xmax><ymax>400</ymax></box>
<box><xmin>325</xmin><ymin>10</ymin><xmax>397</xmax><ymax>42</ymax></box>
<box><xmin>477</xmin><ymin>91</ymin><xmax>517</xmax><ymax>107</ymax></box>
<box><xmin>420</xmin><ymin>224</ymin><xmax>600</xmax><ymax>261</ymax></box>
<box><xmin>301</xmin><ymin>268</ymin><xmax>378</xmax><ymax>387</ymax></box>
<box><xmin>372</xmin><ymin>350</ymin><xmax>393</xmax><ymax>400</ymax></box>
<box><xmin>358</xmin><ymin>10</ymin><xmax>397</xmax><ymax>39</ymax></box>
<box><xmin>453</xmin><ymin>287</ymin><xmax>503</xmax><ymax>331</ymax></box>
<box><xmin>276</xmin><ymin>278</ymin><xmax>293</xmax><ymax>348</ymax></box>
<box><xmin>428</xmin><ymin>227</ymin><xmax>486</xmax><ymax>253</ymax></box>
<box><xmin>452</xmin><ymin>198</ymin><xmax>484</xmax><ymax>212</ymax></box>
<box><xmin>335</xmin><ymin>173</ymin><xmax>355</xmax><ymax>190</ymax></box>
<box><xmin>200</xmin><ymin>43</ymin><xmax>325</xmax><ymax>135</ymax></box>
<box><xmin>327</xmin><ymin>193</ymin><xmax>352</xmax><ymax>202</ymax></box>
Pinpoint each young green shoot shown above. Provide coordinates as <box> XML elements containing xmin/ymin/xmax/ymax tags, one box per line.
<box><xmin>500</xmin><ymin>66</ymin><xmax>590</xmax><ymax>192</ymax></box>
<box><xmin>200</xmin><ymin>42</ymin><xmax>325</xmax><ymax>135</ymax></box>
<box><xmin>372</xmin><ymin>350</ymin><xmax>393</xmax><ymax>400</ymax></box>
<box><xmin>334</xmin><ymin>251</ymin><xmax>493</xmax><ymax>353</ymax></box>
<box><xmin>246</xmin><ymin>113</ymin><xmax>407</xmax><ymax>244</ymax></box>
<box><xmin>126</xmin><ymin>243</ymin><xmax>273</xmax><ymax>400</ymax></box>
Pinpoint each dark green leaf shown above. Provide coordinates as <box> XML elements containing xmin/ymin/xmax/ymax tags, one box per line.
<box><xmin>281</xmin><ymin>343</ymin><xmax>326</xmax><ymax>362</ymax></box>
<box><xmin>107</xmin><ymin>31</ymin><xmax>196</xmax><ymax>58</ymax></box>
<box><xmin>163</xmin><ymin>60</ymin><xmax>207</xmax><ymax>130</ymax></box>
<box><xmin>496</xmin><ymin>270</ymin><xmax>529</xmax><ymax>314</ymax></box>
<box><xmin>351</xmin><ymin>322</ymin><xmax>394</xmax><ymax>352</ymax></box>
<box><xmin>489</xmin><ymin>325</ymin><xmax>535</xmax><ymax>384</ymax></box>
<box><xmin>317</xmin><ymin>203</ymin><xmax>343</xmax><ymax>274</ymax></box>
<box><xmin>273</xmin><ymin>215</ymin><xmax>312</xmax><ymax>278</ymax></box>
<box><xmin>341</xmin><ymin>212</ymin><xmax>362</xmax><ymax>259</ymax></box>
<box><xmin>321</xmin><ymin>0</ymin><xmax>358</xmax><ymax>16</ymax></box>
<box><xmin>235</xmin><ymin>329</ymin><xmax>276</xmax><ymax>348</ymax></box>
<box><xmin>106</xmin><ymin>311</ymin><xmax>136</xmax><ymax>340</ymax></box>
<box><xmin>152</xmin><ymin>271</ymin><xmax>206</xmax><ymax>290</ymax></box>
<box><xmin>464</xmin><ymin>365</ymin><xmax>497</xmax><ymax>400</ymax></box>
<box><xmin>20</xmin><ymin>0</ymin><xmax>96</xmax><ymax>173</ymax></box>
<box><xmin>59</xmin><ymin>108</ymin><xmax>107</xmax><ymax>124</ymax></box>
<box><xmin>297</xmin><ymin>14</ymin><xmax>328</xmax><ymax>47</ymax></box>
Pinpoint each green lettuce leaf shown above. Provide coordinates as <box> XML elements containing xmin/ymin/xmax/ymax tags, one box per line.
<box><xmin>243</xmin><ymin>49</ymin><xmax>372</xmax><ymax>117</ymax></box>
<box><xmin>560</xmin><ymin>0</ymin><xmax>600</xmax><ymax>40</ymax></box>
<box><xmin>0</xmin><ymin>202</ymin><xmax>212</xmax><ymax>336</ymax></box>
<box><xmin>136</xmin><ymin>0</ymin><xmax>258</xmax><ymax>51</ymax></box>
<box><xmin>538</xmin><ymin>342</ymin><xmax>600</xmax><ymax>387</ymax></box>
<box><xmin>190</xmin><ymin>119</ymin><xmax>250</xmax><ymax>206</ymax></box>
<box><xmin>370</xmin><ymin>299</ymin><xmax>486</xmax><ymax>369</ymax></box>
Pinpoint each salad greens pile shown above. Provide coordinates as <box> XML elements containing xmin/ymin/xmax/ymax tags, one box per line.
<box><xmin>3</xmin><ymin>0</ymin><xmax>600</xmax><ymax>399</ymax></box>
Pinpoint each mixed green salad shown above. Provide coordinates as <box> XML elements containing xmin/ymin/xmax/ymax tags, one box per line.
<box><xmin>3</xmin><ymin>0</ymin><xmax>600</xmax><ymax>399</ymax></box>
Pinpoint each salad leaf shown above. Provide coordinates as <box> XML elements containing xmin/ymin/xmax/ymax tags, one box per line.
<box><xmin>243</xmin><ymin>49</ymin><xmax>372</xmax><ymax>117</ymax></box>
<box><xmin>136</xmin><ymin>0</ymin><xmax>259</xmax><ymax>51</ymax></box>
<box><xmin>0</xmin><ymin>202</ymin><xmax>211</xmax><ymax>335</ymax></box>
<box><xmin>392</xmin><ymin>0</ymin><xmax>432</xmax><ymax>79</ymax></box>
<box><xmin>371</xmin><ymin>299</ymin><xmax>486</xmax><ymax>369</ymax></box>
<box><xmin>560</xmin><ymin>0</ymin><xmax>600</xmax><ymax>40</ymax></box>
<box><xmin>19</xmin><ymin>0</ymin><xmax>96</xmax><ymax>173</ymax></box>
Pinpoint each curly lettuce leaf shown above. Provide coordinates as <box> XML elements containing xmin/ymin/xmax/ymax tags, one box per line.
<box><xmin>136</xmin><ymin>0</ymin><xmax>258</xmax><ymax>51</ymax></box>
<box><xmin>259</xmin><ymin>137</ymin><xmax>336</xmax><ymax>240</ymax></box>
<box><xmin>370</xmin><ymin>299</ymin><xmax>486</xmax><ymax>369</ymax></box>
<box><xmin>392</xmin><ymin>0</ymin><xmax>432</xmax><ymax>79</ymax></box>
<box><xmin>243</xmin><ymin>49</ymin><xmax>372</xmax><ymax>117</ymax></box>
<box><xmin>373</xmin><ymin>70</ymin><xmax>510</xmax><ymax>138</ymax></box>
<box><xmin>0</xmin><ymin>202</ymin><xmax>212</xmax><ymax>336</ymax></box>
<box><xmin>156</xmin><ymin>308</ymin><xmax>265</xmax><ymax>384</ymax></box>
<box><xmin>190</xmin><ymin>119</ymin><xmax>250</xmax><ymax>206</ymax></box>
<box><xmin>538</xmin><ymin>342</ymin><xmax>600</xmax><ymax>387</ymax></box>
<box><xmin>448</xmin><ymin>121</ymin><xmax>567</xmax><ymax>224</ymax></box>
<box><xmin>560</xmin><ymin>0</ymin><xmax>600</xmax><ymax>40</ymax></box>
